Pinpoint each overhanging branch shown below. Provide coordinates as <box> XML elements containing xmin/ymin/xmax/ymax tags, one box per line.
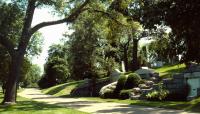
<box><xmin>30</xmin><ymin>0</ymin><xmax>90</xmax><ymax>35</ymax></box>
<box><xmin>91</xmin><ymin>9</ymin><xmax>128</xmax><ymax>26</ymax></box>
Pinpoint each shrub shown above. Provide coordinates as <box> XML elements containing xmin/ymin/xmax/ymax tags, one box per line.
<box><xmin>124</xmin><ymin>73</ymin><xmax>141</xmax><ymax>89</ymax></box>
<box><xmin>119</xmin><ymin>89</ymin><xmax>132</xmax><ymax>100</ymax></box>
<box><xmin>146</xmin><ymin>89</ymin><xmax>169</xmax><ymax>101</ymax></box>
<box><xmin>113</xmin><ymin>74</ymin><xmax>127</xmax><ymax>95</ymax></box>
<box><xmin>38</xmin><ymin>77</ymin><xmax>51</xmax><ymax>89</ymax></box>
<box><xmin>146</xmin><ymin>83</ymin><xmax>169</xmax><ymax>101</ymax></box>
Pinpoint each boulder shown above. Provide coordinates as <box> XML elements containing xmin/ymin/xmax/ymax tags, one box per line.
<box><xmin>99</xmin><ymin>82</ymin><xmax>117</xmax><ymax>97</ymax></box>
<box><xmin>132</xmin><ymin>87</ymin><xmax>141</xmax><ymax>94</ymax></box>
<box><xmin>145</xmin><ymin>81</ymin><xmax>154</xmax><ymax>87</ymax></box>
<box><xmin>138</xmin><ymin>84</ymin><xmax>150</xmax><ymax>89</ymax></box>
<box><xmin>130</xmin><ymin>94</ymin><xmax>141</xmax><ymax>100</ymax></box>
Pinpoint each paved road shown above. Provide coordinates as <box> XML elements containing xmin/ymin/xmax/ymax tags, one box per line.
<box><xmin>19</xmin><ymin>88</ymin><xmax>198</xmax><ymax>114</ymax></box>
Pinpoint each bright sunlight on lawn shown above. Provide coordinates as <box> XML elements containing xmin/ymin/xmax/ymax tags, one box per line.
<box><xmin>0</xmin><ymin>90</ymin><xmax>88</xmax><ymax>114</ymax></box>
<box><xmin>154</xmin><ymin>64</ymin><xmax>186</xmax><ymax>79</ymax></box>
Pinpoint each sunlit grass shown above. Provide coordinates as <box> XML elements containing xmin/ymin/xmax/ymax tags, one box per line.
<box><xmin>154</xmin><ymin>64</ymin><xmax>186</xmax><ymax>78</ymax></box>
<box><xmin>81</xmin><ymin>97</ymin><xmax>200</xmax><ymax>112</ymax></box>
<box><xmin>0</xmin><ymin>91</ymin><xmax>88</xmax><ymax>114</ymax></box>
<box><xmin>42</xmin><ymin>80</ymin><xmax>85</xmax><ymax>97</ymax></box>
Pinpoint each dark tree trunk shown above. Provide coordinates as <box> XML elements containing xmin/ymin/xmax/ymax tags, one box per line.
<box><xmin>2</xmin><ymin>53</ymin><xmax>24</xmax><ymax>104</ymax></box>
<box><xmin>0</xmin><ymin>0</ymin><xmax>89</xmax><ymax>105</ymax></box>
<box><xmin>131</xmin><ymin>39</ymin><xmax>139</xmax><ymax>71</ymax></box>
<box><xmin>123</xmin><ymin>45</ymin><xmax>129</xmax><ymax>71</ymax></box>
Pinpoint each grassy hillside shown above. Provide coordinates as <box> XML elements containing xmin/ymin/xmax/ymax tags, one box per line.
<box><xmin>42</xmin><ymin>80</ymin><xmax>86</xmax><ymax>97</ymax></box>
<box><xmin>154</xmin><ymin>64</ymin><xmax>186</xmax><ymax>78</ymax></box>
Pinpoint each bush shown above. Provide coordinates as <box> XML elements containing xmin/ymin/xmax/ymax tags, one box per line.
<box><xmin>113</xmin><ymin>74</ymin><xmax>127</xmax><ymax>95</ymax></box>
<box><xmin>146</xmin><ymin>89</ymin><xmax>169</xmax><ymax>101</ymax></box>
<box><xmin>124</xmin><ymin>73</ymin><xmax>141</xmax><ymax>89</ymax></box>
<box><xmin>38</xmin><ymin>77</ymin><xmax>50</xmax><ymax>89</ymax></box>
<box><xmin>119</xmin><ymin>89</ymin><xmax>132</xmax><ymax>100</ymax></box>
<box><xmin>146</xmin><ymin>83</ymin><xmax>169</xmax><ymax>101</ymax></box>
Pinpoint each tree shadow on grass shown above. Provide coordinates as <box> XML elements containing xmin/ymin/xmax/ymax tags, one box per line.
<box><xmin>95</xmin><ymin>104</ymin><xmax>188</xmax><ymax>114</ymax></box>
<box><xmin>54</xmin><ymin>100</ymin><xmax>99</xmax><ymax>108</ymax></box>
<box><xmin>0</xmin><ymin>99</ymin><xmax>68</xmax><ymax>112</ymax></box>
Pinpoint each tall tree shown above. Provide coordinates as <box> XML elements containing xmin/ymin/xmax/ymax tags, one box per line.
<box><xmin>68</xmin><ymin>2</ymin><xmax>109</xmax><ymax>80</ymax></box>
<box><xmin>125</xmin><ymin>0</ymin><xmax>200</xmax><ymax>63</ymax></box>
<box><xmin>0</xmin><ymin>0</ymin><xmax>90</xmax><ymax>104</ymax></box>
<box><xmin>38</xmin><ymin>44</ymin><xmax>69</xmax><ymax>89</ymax></box>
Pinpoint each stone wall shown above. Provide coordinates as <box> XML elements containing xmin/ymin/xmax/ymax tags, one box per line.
<box><xmin>163</xmin><ymin>73</ymin><xmax>185</xmax><ymax>93</ymax></box>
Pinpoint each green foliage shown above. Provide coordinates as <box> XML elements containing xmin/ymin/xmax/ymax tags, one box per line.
<box><xmin>114</xmin><ymin>73</ymin><xmax>141</xmax><ymax>98</ymax></box>
<box><xmin>131</xmin><ymin>0</ymin><xmax>200</xmax><ymax>63</ymax></box>
<box><xmin>146</xmin><ymin>83</ymin><xmax>169</xmax><ymax>101</ymax></box>
<box><xmin>114</xmin><ymin>74</ymin><xmax>127</xmax><ymax>95</ymax></box>
<box><xmin>119</xmin><ymin>89</ymin><xmax>132</xmax><ymax>100</ymax></box>
<box><xmin>39</xmin><ymin>44</ymin><xmax>69</xmax><ymax>89</ymax></box>
<box><xmin>67</xmin><ymin>4</ymin><xmax>110</xmax><ymax>80</ymax></box>
<box><xmin>0</xmin><ymin>2</ymin><xmax>24</xmax><ymax>46</ymax></box>
<box><xmin>124</xmin><ymin>73</ymin><xmax>141</xmax><ymax>89</ymax></box>
<box><xmin>39</xmin><ymin>57</ymin><xmax>69</xmax><ymax>89</ymax></box>
<box><xmin>21</xmin><ymin>64</ymin><xmax>41</xmax><ymax>88</ymax></box>
<box><xmin>146</xmin><ymin>89</ymin><xmax>169</xmax><ymax>101</ymax></box>
<box><xmin>27</xmin><ymin>32</ymin><xmax>44</xmax><ymax>57</ymax></box>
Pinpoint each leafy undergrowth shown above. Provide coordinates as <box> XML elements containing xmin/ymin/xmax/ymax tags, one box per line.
<box><xmin>0</xmin><ymin>91</ymin><xmax>88</xmax><ymax>114</ymax></box>
<box><xmin>42</xmin><ymin>80</ymin><xmax>86</xmax><ymax>97</ymax></box>
<box><xmin>154</xmin><ymin>64</ymin><xmax>186</xmax><ymax>79</ymax></box>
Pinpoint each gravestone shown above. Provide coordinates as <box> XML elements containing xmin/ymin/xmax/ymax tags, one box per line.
<box><xmin>121</xmin><ymin>61</ymin><xmax>126</xmax><ymax>72</ymax></box>
<box><xmin>110</xmin><ymin>69</ymin><xmax>122</xmax><ymax>82</ymax></box>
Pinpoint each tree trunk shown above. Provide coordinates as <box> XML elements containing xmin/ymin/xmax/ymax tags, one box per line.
<box><xmin>123</xmin><ymin>45</ymin><xmax>129</xmax><ymax>71</ymax></box>
<box><xmin>131</xmin><ymin>39</ymin><xmax>139</xmax><ymax>71</ymax></box>
<box><xmin>2</xmin><ymin>52</ymin><xmax>24</xmax><ymax>104</ymax></box>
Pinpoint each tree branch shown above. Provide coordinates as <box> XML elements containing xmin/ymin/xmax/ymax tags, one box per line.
<box><xmin>91</xmin><ymin>9</ymin><xmax>127</xmax><ymax>26</ymax></box>
<box><xmin>30</xmin><ymin>0</ymin><xmax>90</xmax><ymax>35</ymax></box>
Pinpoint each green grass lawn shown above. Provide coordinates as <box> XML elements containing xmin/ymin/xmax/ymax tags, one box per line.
<box><xmin>154</xmin><ymin>64</ymin><xmax>186</xmax><ymax>78</ymax></box>
<box><xmin>81</xmin><ymin>97</ymin><xmax>200</xmax><ymax>112</ymax></box>
<box><xmin>0</xmin><ymin>91</ymin><xmax>88</xmax><ymax>114</ymax></box>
